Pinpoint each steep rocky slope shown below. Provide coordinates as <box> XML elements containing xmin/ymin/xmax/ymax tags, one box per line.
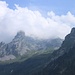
<box><xmin>0</xmin><ymin>31</ymin><xmax>62</xmax><ymax>61</ymax></box>
<box><xmin>0</xmin><ymin>28</ymin><xmax>75</xmax><ymax>75</ymax></box>
<box><xmin>36</xmin><ymin>28</ymin><xmax>75</xmax><ymax>75</ymax></box>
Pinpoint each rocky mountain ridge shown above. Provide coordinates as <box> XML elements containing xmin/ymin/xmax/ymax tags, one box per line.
<box><xmin>0</xmin><ymin>31</ymin><xmax>62</xmax><ymax>61</ymax></box>
<box><xmin>0</xmin><ymin>28</ymin><xmax>75</xmax><ymax>75</ymax></box>
<box><xmin>35</xmin><ymin>28</ymin><xmax>75</xmax><ymax>75</ymax></box>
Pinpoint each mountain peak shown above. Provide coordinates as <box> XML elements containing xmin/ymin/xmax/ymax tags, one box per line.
<box><xmin>71</xmin><ymin>27</ymin><xmax>75</xmax><ymax>35</ymax></box>
<box><xmin>13</xmin><ymin>30</ymin><xmax>25</xmax><ymax>41</ymax></box>
<box><xmin>17</xmin><ymin>30</ymin><xmax>25</xmax><ymax>36</ymax></box>
<box><xmin>60</xmin><ymin>27</ymin><xmax>75</xmax><ymax>50</ymax></box>
<box><xmin>16</xmin><ymin>30</ymin><xmax>25</xmax><ymax>37</ymax></box>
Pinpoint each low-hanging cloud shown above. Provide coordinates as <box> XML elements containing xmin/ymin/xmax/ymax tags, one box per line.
<box><xmin>0</xmin><ymin>1</ymin><xmax>75</xmax><ymax>43</ymax></box>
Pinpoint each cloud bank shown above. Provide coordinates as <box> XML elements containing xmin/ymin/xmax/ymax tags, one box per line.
<box><xmin>0</xmin><ymin>1</ymin><xmax>75</xmax><ymax>43</ymax></box>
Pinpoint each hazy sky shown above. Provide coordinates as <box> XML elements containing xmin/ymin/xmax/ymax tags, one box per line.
<box><xmin>0</xmin><ymin>0</ymin><xmax>75</xmax><ymax>43</ymax></box>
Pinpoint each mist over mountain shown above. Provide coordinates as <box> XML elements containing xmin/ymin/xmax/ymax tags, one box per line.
<box><xmin>0</xmin><ymin>27</ymin><xmax>75</xmax><ymax>75</ymax></box>
<box><xmin>37</xmin><ymin>27</ymin><xmax>75</xmax><ymax>75</ymax></box>
<box><xmin>0</xmin><ymin>0</ymin><xmax>75</xmax><ymax>75</ymax></box>
<box><xmin>0</xmin><ymin>30</ymin><xmax>62</xmax><ymax>61</ymax></box>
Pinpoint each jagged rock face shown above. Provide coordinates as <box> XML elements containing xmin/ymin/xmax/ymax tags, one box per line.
<box><xmin>71</xmin><ymin>28</ymin><xmax>75</xmax><ymax>35</ymax></box>
<box><xmin>0</xmin><ymin>28</ymin><xmax>75</xmax><ymax>75</ymax></box>
<box><xmin>59</xmin><ymin>28</ymin><xmax>75</xmax><ymax>53</ymax></box>
<box><xmin>13</xmin><ymin>31</ymin><xmax>25</xmax><ymax>41</ymax></box>
<box><xmin>8</xmin><ymin>31</ymin><xmax>28</xmax><ymax>56</ymax></box>
<box><xmin>0</xmin><ymin>42</ymin><xmax>5</xmax><ymax>47</ymax></box>
<box><xmin>0</xmin><ymin>31</ymin><xmax>62</xmax><ymax>61</ymax></box>
<box><xmin>0</xmin><ymin>31</ymin><xmax>35</xmax><ymax>57</ymax></box>
<box><xmin>36</xmin><ymin>28</ymin><xmax>75</xmax><ymax>75</ymax></box>
<box><xmin>49</xmin><ymin>28</ymin><xmax>75</xmax><ymax>60</ymax></box>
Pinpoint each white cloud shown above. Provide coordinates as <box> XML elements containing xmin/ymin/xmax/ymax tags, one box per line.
<box><xmin>0</xmin><ymin>1</ymin><xmax>74</xmax><ymax>43</ymax></box>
